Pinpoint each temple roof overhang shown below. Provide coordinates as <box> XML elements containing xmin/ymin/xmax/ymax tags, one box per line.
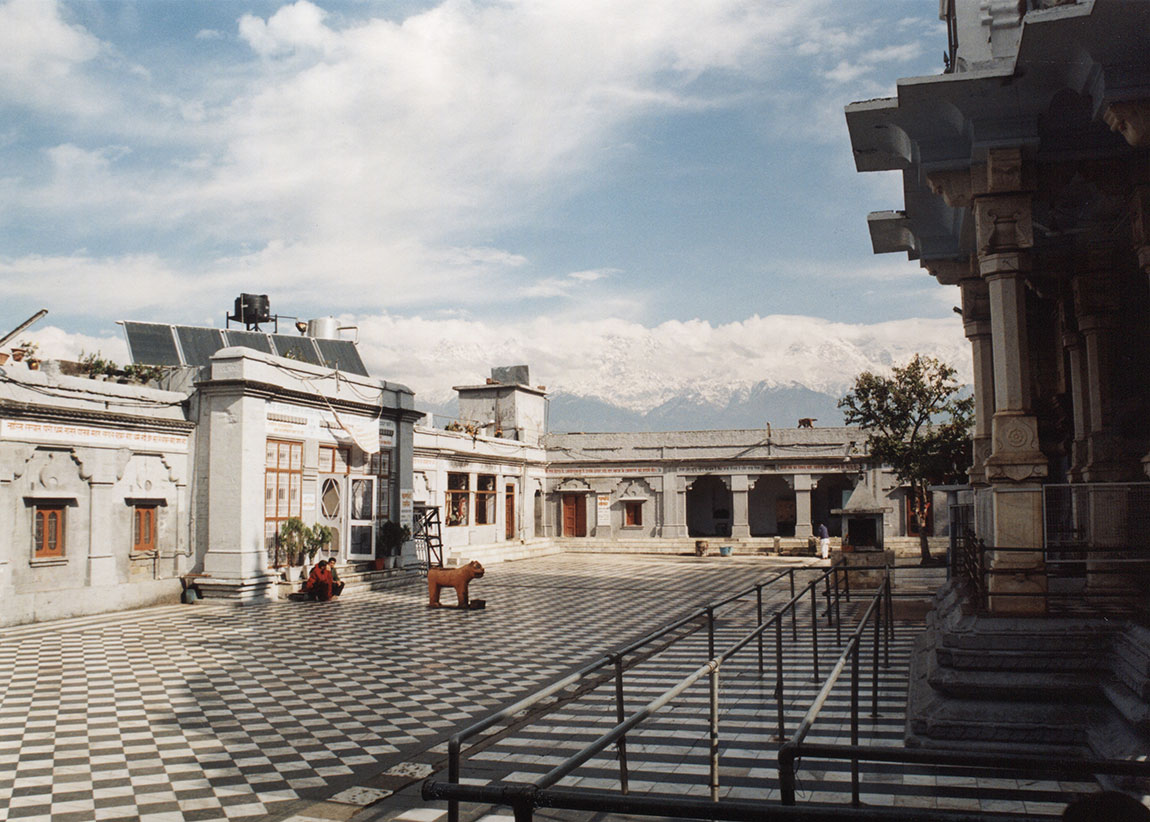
<box><xmin>845</xmin><ymin>0</ymin><xmax>1150</xmax><ymax>267</ymax></box>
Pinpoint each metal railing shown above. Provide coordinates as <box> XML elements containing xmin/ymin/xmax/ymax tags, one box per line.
<box><xmin>953</xmin><ymin>534</ymin><xmax>1150</xmax><ymax>617</ymax></box>
<box><xmin>426</xmin><ymin>561</ymin><xmax>898</xmax><ymax>822</ymax></box>
<box><xmin>1044</xmin><ymin>482</ymin><xmax>1150</xmax><ymax>554</ymax></box>
<box><xmin>778</xmin><ymin>571</ymin><xmax>893</xmax><ymax>806</ymax></box>
<box><xmin>777</xmin><ymin>744</ymin><xmax>1150</xmax><ymax>814</ymax></box>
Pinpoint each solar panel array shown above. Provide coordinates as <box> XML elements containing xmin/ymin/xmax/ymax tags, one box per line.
<box><xmin>121</xmin><ymin>322</ymin><xmax>369</xmax><ymax>377</ymax></box>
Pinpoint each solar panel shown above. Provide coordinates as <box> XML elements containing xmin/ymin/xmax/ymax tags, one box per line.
<box><xmin>315</xmin><ymin>338</ymin><xmax>369</xmax><ymax>376</ymax></box>
<box><xmin>270</xmin><ymin>334</ymin><xmax>321</xmax><ymax>365</ymax></box>
<box><xmin>122</xmin><ymin>322</ymin><xmax>181</xmax><ymax>366</ymax></box>
<box><xmin>223</xmin><ymin>329</ymin><xmax>273</xmax><ymax>354</ymax></box>
<box><xmin>175</xmin><ymin>326</ymin><xmax>226</xmax><ymax>367</ymax></box>
<box><xmin>121</xmin><ymin>321</ymin><xmax>370</xmax><ymax>375</ymax></box>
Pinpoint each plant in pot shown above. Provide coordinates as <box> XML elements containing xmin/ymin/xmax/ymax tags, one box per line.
<box><xmin>278</xmin><ymin>517</ymin><xmax>309</xmax><ymax>580</ymax></box>
<box><xmin>80</xmin><ymin>351</ymin><xmax>119</xmax><ymax>380</ymax></box>
<box><xmin>305</xmin><ymin>523</ymin><xmax>332</xmax><ymax>566</ymax></box>
<box><xmin>378</xmin><ymin>520</ymin><xmax>411</xmax><ymax>570</ymax></box>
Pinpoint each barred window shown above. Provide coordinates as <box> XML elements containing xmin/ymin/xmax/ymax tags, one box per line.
<box><xmin>446</xmin><ymin>473</ymin><xmax>469</xmax><ymax>527</ymax></box>
<box><xmin>475</xmin><ymin>475</ymin><xmax>496</xmax><ymax>525</ymax></box>
<box><xmin>34</xmin><ymin>505</ymin><xmax>65</xmax><ymax>558</ymax></box>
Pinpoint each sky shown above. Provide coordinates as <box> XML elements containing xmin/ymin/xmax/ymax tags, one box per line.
<box><xmin>0</xmin><ymin>0</ymin><xmax>970</xmax><ymax>406</ymax></box>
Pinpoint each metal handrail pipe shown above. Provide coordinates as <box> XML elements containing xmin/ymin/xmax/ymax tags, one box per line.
<box><xmin>422</xmin><ymin>780</ymin><xmax>1037</xmax><ymax>822</ymax></box>
<box><xmin>534</xmin><ymin>658</ymin><xmax>721</xmax><ymax>790</ymax></box>
<box><xmin>788</xmin><ymin>742</ymin><xmax>1150</xmax><ymax>780</ymax></box>
<box><xmin>449</xmin><ymin>567</ymin><xmax>809</xmax><ymax>759</ymax></box>
<box><xmin>611</xmin><ymin>567</ymin><xmax>796</xmax><ymax>659</ymax></box>
<box><xmin>785</xmin><ymin>582</ymin><xmax>887</xmax><ymax>749</ymax></box>
<box><xmin>448</xmin><ymin>654</ymin><xmax>615</xmax><ymax>750</ymax></box>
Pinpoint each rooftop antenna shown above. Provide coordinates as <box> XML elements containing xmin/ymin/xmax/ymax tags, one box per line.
<box><xmin>0</xmin><ymin>309</ymin><xmax>48</xmax><ymax>349</ymax></box>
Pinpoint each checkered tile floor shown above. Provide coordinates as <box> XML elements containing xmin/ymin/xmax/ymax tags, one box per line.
<box><xmin>0</xmin><ymin>554</ymin><xmax>819</xmax><ymax>822</ymax></box>
<box><xmin>361</xmin><ymin>575</ymin><xmax>1101</xmax><ymax>821</ymax></box>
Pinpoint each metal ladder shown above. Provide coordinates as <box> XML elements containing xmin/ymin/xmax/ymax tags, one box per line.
<box><xmin>413</xmin><ymin>506</ymin><xmax>444</xmax><ymax>574</ymax></box>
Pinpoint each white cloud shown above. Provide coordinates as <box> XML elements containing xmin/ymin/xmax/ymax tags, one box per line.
<box><xmin>862</xmin><ymin>43</ymin><xmax>923</xmax><ymax>63</ymax></box>
<box><xmin>0</xmin><ymin>0</ymin><xmax>104</xmax><ymax>114</ymax></box>
<box><xmin>569</xmin><ymin>268</ymin><xmax>618</xmax><ymax>282</ymax></box>
<box><xmin>823</xmin><ymin>59</ymin><xmax>870</xmax><ymax>85</ymax></box>
<box><xmin>11</xmin><ymin>325</ymin><xmax>129</xmax><ymax>365</ymax></box>
<box><xmin>238</xmin><ymin>1</ymin><xmax>336</xmax><ymax>58</ymax></box>
<box><xmin>355</xmin><ymin>311</ymin><xmax>971</xmax><ymax>408</ymax></box>
<box><xmin>9</xmin><ymin>0</ymin><xmax>836</xmax><ymax>279</ymax></box>
<box><xmin>0</xmin><ymin>253</ymin><xmax>202</xmax><ymax>316</ymax></box>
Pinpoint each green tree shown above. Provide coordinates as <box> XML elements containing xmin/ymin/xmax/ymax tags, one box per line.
<box><xmin>838</xmin><ymin>355</ymin><xmax>974</xmax><ymax>564</ymax></box>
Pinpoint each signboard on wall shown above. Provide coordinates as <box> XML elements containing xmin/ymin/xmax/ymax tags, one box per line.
<box><xmin>400</xmin><ymin>489</ymin><xmax>414</xmax><ymax>530</ymax></box>
<box><xmin>265</xmin><ymin>400</ymin><xmax>391</xmax><ymax>451</ymax></box>
<box><xmin>547</xmin><ymin>466</ymin><xmax>661</xmax><ymax>477</ymax></box>
<box><xmin>0</xmin><ymin>419</ymin><xmax>189</xmax><ymax>452</ymax></box>
<box><xmin>597</xmin><ymin>494</ymin><xmax>611</xmax><ymax>526</ymax></box>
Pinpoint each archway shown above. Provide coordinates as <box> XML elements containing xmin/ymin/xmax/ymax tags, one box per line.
<box><xmin>686</xmin><ymin>476</ymin><xmax>733</xmax><ymax>537</ymax></box>
<box><xmin>749</xmin><ymin>475</ymin><xmax>796</xmax><ymax>537</ymax></box>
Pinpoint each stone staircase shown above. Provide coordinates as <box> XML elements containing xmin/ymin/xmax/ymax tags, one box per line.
<box><xmin>906</xmin><ymin>579</ymin><xmax>1150</xmax><ymax>765</ymax></box>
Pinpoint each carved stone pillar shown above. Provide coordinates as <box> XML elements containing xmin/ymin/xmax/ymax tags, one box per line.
<box><xmin>1061</xmin><ymin>330</ymin><xmax>1090</xmax><ymax>481</ymax></box>
<box><xmin>730</xmin><ymin>474</ymin><xmax>750</xmax><ymax>538</ymax></box>
<box><xmin>77</xmin><ymin>448</ymin><xmax>132</xmax><ymax>588</ymax></box>
<box><xmin>960</xmin><ymin>275</ymin><xmax>994</xmax><ymax>486</ymax></box>
<box><xmin>973</xmin><ymin>149</ymin><xmax>1047</xmax><ymax>613</ymax></box>
<box><xmin>1128</xmin><ymin>185</ymin><xmax>1150</xmax><ymax>478</ymax></box>
<box><xmin>793</xmin><ymin>474</ymin><xmax>813</xmax><ymax>539</ymax></box>
<box><xmin>1073</xmin><ymin>264</ymin><xmax>1123</xmax><ymax>482</ymax></box>
<box><xmin>660</xmin><ymin>473</ymin><xmax>689</xmax><ymax>538</ymax></box>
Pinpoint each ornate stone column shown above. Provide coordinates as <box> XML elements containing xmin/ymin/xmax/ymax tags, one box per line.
<box><xmin>1072</xmin><ymin>261</ymin><xmax>1124</xmax><ymax>482</ymax></box>
<box><xmin>973</xmin><ymin>148</ymin><xmax>1047</xmax><ymax>613</ymax></box>
<box><xmin>660</xmin><ymin>472</ymin><xmax>689</xmax><ymax>538</ymax></box>
<box><xmin>960</xmin><ymin>273</ymin><xmax>995</xmax><ymax>486</ymax></box>
<box><xmin>1128</xmin><ymin>184</ymin><xmax>1150</xmax><ymax>479</ymax></box>
<box><xmin>1060</xmin><ymin>329</ymin><xmax>1090</xmax><ymax>481</ymax></box>
<box><xmin>793</xmin><ymin>473</ymin><xmax>813</xmax><ymax>539</ymax></box>
<box><xmin>77</xmin><ymin>448</ymin><xmax>132</xmax><ymax>588</ymax></box>
<box><xmin>730</xmin><ymin>474</ymin><xmax>751</xmax><ymax>538</ymax></box>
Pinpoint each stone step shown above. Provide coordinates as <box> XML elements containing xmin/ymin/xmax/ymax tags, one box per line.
<box><xmin>1102</xmin><ymin>678</ymin><xmax>1150</xmax><ymax>734</ymax></box>
<box><xmin>1087</xmin><ymin>710</ymin><xmax>1150</xmax><ymax>798</ymax></box>
<box><xmin>1112</xmin><ymin>651</ymin><xmax>1150</xmax><ymax>701</ymax></box>
<box><xmin>906</xmin><ymin>632</ymin><xmax>1091</xmax><ymax>753</ymax></box>
<box><xmin>936</xmin><ymin>644</ymin><xmax>1108</xmax><ymax>675</ymax></box>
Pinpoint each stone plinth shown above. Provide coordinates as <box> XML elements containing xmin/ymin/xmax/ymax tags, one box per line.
<box><xmin>835</xmin><ymin>549</ymin><xmax>894</xmax><ymax>589</ymax></box>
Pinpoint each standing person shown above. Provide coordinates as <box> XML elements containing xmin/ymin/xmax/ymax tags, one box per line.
<box><xmin>306</xmin><ymin>559</ymin><xmax>333</xmax><ymax>601</ymax></box>
<box><xmin>818</xmin><ymin>523</ymin><xmax>830</xmax><ymax>560</ymax></box>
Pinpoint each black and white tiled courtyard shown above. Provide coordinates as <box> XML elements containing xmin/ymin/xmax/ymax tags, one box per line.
<box><xmin>0</xmin><ymin>555</ymin><xmax>1099</xmax><ymax>822</ymax></box>
<box><xmin>0</xmin><ymin>554</ymin><xmax>818</xmax><ymax>821</ymax></box>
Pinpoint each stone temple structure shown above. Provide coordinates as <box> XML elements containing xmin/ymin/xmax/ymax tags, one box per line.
<box><xmin>846</xmin><ymin>0</ymin><xmax>1149</xmax><ymax>758</ymax></box>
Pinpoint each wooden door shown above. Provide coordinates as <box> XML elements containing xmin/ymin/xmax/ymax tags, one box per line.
<box><xmin>562</xmin><ymin>494</ymin><xmax>586</xmax><ymax>537</ymax></box>
<box><xmin>562</xmin><ymin>494</ymin><xmax>576</xmax><ymax>536</ymax></box>
<box><xmin>505</xmin><ymin>484</ymin><xmax>515</xmax><ymax>540</ymax></box>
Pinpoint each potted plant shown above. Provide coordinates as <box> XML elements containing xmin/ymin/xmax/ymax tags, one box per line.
<box><xmin>278</xmin><ymin>517</ymin><xmax>308</xmax><ymax>574</ymax></box>
<box><xmin>80</xmin><ymin>351</ymin><xmax>119</xmax><ymax>380</ymax></box>
<box><xmin>14</xmin><ymin>341</ymin><xmax>37</xmax><ymax>363</ymax></box>
<box><xmin>304</xmin><ymin>523</ymin><xmax>332</xmax><ymax>565</ymax></box>
<box><xmin>378</xmin><ymin>520</ymin><xmax>411</xmax><ymax>570</ymax></box>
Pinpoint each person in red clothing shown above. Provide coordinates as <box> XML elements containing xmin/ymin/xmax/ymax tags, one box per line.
<box><xmin>305</xmin><ymin>559</ymin><xmax>334</xmax><ymax>601</ymax></box>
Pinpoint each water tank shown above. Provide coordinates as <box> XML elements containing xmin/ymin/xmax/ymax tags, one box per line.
<box><xmin>234</xmin><ymin>294</ymin><xmax>271</xmax><ymax>325</ymax></box>
<box><xmin>306</xmin><ymin>317</ymin><xmax>341</xmax><ymax>339</ymax></box>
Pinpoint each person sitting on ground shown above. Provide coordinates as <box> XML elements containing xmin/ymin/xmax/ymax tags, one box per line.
<box><xmin>329</xmin><ymin>558</ymin><xmax>345</xmax><ymax>598</ymax></box>
<box><xmin>305</xmin><ymin>559</ymin><xmax>334</xmax><ymax>601</ymax></box>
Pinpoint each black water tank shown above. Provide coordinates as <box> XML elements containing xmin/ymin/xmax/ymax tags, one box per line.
<box><xmin>234</xmin><ymin>294</ymin><xmax>271</xmax><ymax>325</ymax></box>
